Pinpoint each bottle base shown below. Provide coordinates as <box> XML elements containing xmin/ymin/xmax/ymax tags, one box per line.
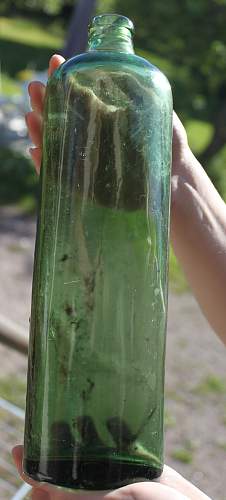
<box><xmin>23</xmin><ymin>457</ymin><xmax>162</xmax><ymax>490</ymax></box>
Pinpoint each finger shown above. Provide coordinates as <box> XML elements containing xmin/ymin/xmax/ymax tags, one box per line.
<box><xmin>48</xmin><ymin>54</ymin><xmax>65</xmax><ymax>77</ymax></box>
<box><xmin>12</xmin><ymin>445</ymin><xmax>37</xmax><ymax>488</ymax></box>
<box><xmin>28</xmin><ymin>81</ymin><xmax>46</xmax><ymax>115</ymax></box>
<box><xmin>12</xmin><ymin>445</ymin><xmax>56</xmax><ymax>498</ymax></box>
<box><xmin>173</xmin><ymin>111</ymin><xmax>186</xmax><ymax>131</ymax></box>
<box><xmin>106</xmin><ymin>482</ymin><xmax>189</xmax><ymax>500</ymax></box>
<box><xmin>173</xmin><ymin>111</ymin><xmax>188</xmax><ymax>150</ymax></box>
<box><xmin>25</xmin><ymin>111</ymin><xmax>43</xmax><ymax>148</ymax></box>
<box><xmin>27</xmin><ymin>54</ymin><xmax>65</xmax><ymax>122</ymax></box>
<box><xmin>29</xmin><ymin>147</ymin><xmax>42</xmax><ymax>174</ymax></box>
<box><xmin>12</xmin><ymin>445</ymin><xmax>108</xmax><ymax>499</ymax></box>
<box><xmin>14</xmin><ymin>446</ymin><xmax>189</xmax><ymax>500</ymax></box>
<box><xmin>32</xmin><ymin>488</ymin><xmax>50</xmax><ymax>499</ymax></box>
<box><xmin>12</xmin><ymin>445</ymin><xmax>23</xmax><ymax>475</ymax></box>
<box><xmin>159</xmin><ymin>465</ymin><xmax>210</xmax><ymax>500</ymax></box>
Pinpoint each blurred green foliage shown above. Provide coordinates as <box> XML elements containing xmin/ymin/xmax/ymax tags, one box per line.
<box><xmin>171</xmin><ymin>447</ymin><xmax>194</xmax><ymax>464</ymax></box>
<box><xmin>0</xmin><ymin>149</ymin><xmax>38</xmax><ymax>210</ymax></box>
<box><xmin>0</xmin><ymin>16</ymin><xmax>64</xmax><ymax>47</ymax></box>
<box><xmin>0</xmin><ymin>0</ymin><xmax>75</xmax><ymax>16</ymax></box>
<box><xmin>194</xmin><ymin>375</ymin><xmax>226</xmax><ymax>395</ymax></box>
<box><xmin>1</xmin><ymin>1</ymin><xmax>226</xmax><ymax>289</ymax></box>
<box><xmin>169</xmin><ymin>248</ymin><xmax>189</xmax><ymax>294</ymax></box>
<box><xmin>0</xmin><ymin>16</ymin><xmax>63</xmax><ymax>94</ymax></box>
<box><xmin>186</xmin><ymin>120</ymin><xmax>213</xmax><ymax>155</ymax></box>
<box><xmin>112</xmin><ymin>0</ymin><xmax>226</xmax><ymax>176</ymax></box>
<box><xmin>0</xmin><ymin>376</ymin><xmax>26</xmax><ymax>408</ymax></box>
<box><xmin>1</xmin><ymin>0</ymin><xmax>226</xmax><ymax>184</ymax></box>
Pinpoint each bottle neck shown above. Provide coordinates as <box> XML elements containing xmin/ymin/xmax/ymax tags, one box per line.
<box><xmin>88</xmin><ymin>14</ymin><xmax>135</xmax><ymax>54</ymax></box>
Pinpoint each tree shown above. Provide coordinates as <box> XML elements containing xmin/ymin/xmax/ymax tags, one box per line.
<box><xmin>63</xmin><ymin>0</ymin><xmax>96</xmax><ymax>58</ymax></box>
<box><xmin>111</xmin><ymin>0</ymin><xmax>226</xmax><ymax>173</ymax></box>
<box><xmin>0</xmin><ymin>0</ymin><xmax>71</xmax><ymax>16</ymax></box>
<box><xmin>4</xmin><ymin>0</ymin><xmax>226</xmax><ymax>177</ymax></box>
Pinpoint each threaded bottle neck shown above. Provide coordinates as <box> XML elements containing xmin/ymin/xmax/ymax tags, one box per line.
<box><xmin>88</xmin><ymin>14</ymin><xmax>134</xmax><ymax>54</ymax></box>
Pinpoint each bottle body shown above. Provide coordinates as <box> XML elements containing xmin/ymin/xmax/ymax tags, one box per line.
<box><xmin>24</xmin><ymin>48</ymin><xmax>172</xmax><ymax>490</ymax></box>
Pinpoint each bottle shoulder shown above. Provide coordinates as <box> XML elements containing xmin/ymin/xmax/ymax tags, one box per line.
<box><xmin>52</xmin><ymin>51</ymin><xmax>171</xmax><ymax>97</ymax></box>
<box><xmin>57</xmin><ymin>50</ymin><xmax>158</xmax><ymax>71</ymax></box>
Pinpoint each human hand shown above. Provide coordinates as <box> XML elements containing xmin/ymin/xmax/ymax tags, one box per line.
<box><xmin>170</xmin><ymin>97</ymin><xmax>226</xmax><ymax>342</ymax></box>
<box><xmin>25</xmin><ymin>54</ymin><xmax>65</xmax><ymax>174</ymax></box>
<box><xmin>13</xmin><ymin>445</ymin><xmax>211</xmax><ymax>499</ymax></box>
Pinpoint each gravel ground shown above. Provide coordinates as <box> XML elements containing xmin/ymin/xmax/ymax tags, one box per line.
<box><xmin>0</xmin><ymin>206</ymin><xmax>226</xmax><ymax>499</ymax></box>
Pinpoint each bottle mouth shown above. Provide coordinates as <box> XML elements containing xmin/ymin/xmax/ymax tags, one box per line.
<box><xmin>89</xmin><ymin>14</ymin><xmax>134</xmax><ymax>34</ymax></box>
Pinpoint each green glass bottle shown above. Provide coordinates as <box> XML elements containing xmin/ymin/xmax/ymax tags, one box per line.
<box><xmin>23</xmin><ymin>14</ymin><xmax>173</xmax><ymax>491</ymax></box>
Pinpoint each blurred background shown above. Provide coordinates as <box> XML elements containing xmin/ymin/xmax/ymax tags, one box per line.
<box><xmin>0</xmin><ymin>0</ymin><xmax>226</xmax><ymax>498</ymax></box>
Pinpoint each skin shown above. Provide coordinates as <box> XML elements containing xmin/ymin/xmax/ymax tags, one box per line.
<box><xmin>14</xmin><ymin>53</ymin><xmax>226</xmax><ymax>499</ymax></box>
<box><xmin>13</xmin><ymin>444</ymin><xmax>210</xmax><ymax>500</ymax></box>
<box><xmin>171</xmin><ymin>115</ymin><xmax>226</xmax><ymax>343</ymax></box>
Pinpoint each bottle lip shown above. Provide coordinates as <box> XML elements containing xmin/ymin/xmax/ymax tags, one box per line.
<box><xmin>89</xmin><ymin>14</ymin><xmax>134</xmax><ymax>34</ymax></box>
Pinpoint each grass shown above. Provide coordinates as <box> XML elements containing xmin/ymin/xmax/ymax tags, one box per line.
<box><xmin>164</xmin><ymin>409</ymin><xmax>176</xmax><ymax>429</ymax></box>
<box><xmin>177</xmin><ymin>338</ymin><xmax>188</xmax><ymax>348</ymax></box>
<box><xmin>0</xmin><ymin>16</ymin><xmax>64</xmax><ymax>49</ymax></box>
<box><xmin>166</xmin><ymin>389</ymin><xmax>185</xmax><ymax>403</ymax></box>
<box><xmin>218</xmin><ymin>442</ymin><xmax>226</xmax><ymax>452</ymax></box>
<box><xmin>0</xmin><ymin>15</ymin><xmax>64</xmax><ymax>95</ymax></box>
<box><xmin>0</xmin><ymin>148</ymin><xmax>38</xmax><ymax>211</ymax></box>
<box><xmin>0</xmin><ymin>72</ymin><xmax>21</xmax><ymax>96</ymax></box>
<box><xmin>193</xmin><ymin>375</ymin><xmax>226</xmax><ymax>395</ymax></box>
<box><xmin>186</xmin><ymin>119</ymin><xmax>213</xmax><ymax>155</ymax></box>
<box><xmin>0</xmin><ymin>377</ymin><xmax>26</xmax><ymax>409</ymax></box>
<box><xmin>171</xmin><ymin>447</ymin><xmax>194</xmax><ymax>464</ymax></box>
<box><xmin>7</xmin><ymin>242</ymin><xmax>27</xmax><ymax>253</ymax></box>
<box><xmin>169</xmin><ymin>248</ymin><xmax>189</xmax><ymax>293</ymax></box>
<box><xmin>171</xmin><ymin>439</ymin><xmax>195</xmax><ymax>464</ymax></box>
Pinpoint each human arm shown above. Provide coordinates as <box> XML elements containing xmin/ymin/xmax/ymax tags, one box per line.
<box><xmin>171</xmin><ymin>113</ymin><xmax>226</xmax><ymax>344</ymax></box>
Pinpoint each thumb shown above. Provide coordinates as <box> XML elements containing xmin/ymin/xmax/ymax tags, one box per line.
<box><xmin>48</xmin><ymin>54</ymin><xmax>65</xmax><ymax>77</ymax></box>
<box><xmin>106</xmin><ymin>482</ymin><xmax>189</xmax><ymax>500</ymax></box>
